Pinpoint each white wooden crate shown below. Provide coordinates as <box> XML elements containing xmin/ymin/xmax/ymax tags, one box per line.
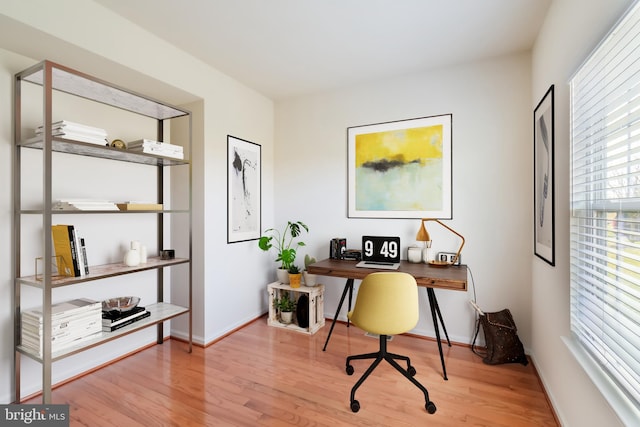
<box><xmin>267</xmin><ymin>282</ymin><xmax>325</xmax><ymax>335</ymax></box>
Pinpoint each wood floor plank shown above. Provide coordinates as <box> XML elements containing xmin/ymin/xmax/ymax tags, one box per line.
<box><xmin>25</xmin><ymin>316</ymin><xmax>558</xmax><ymax>426</ymax></box>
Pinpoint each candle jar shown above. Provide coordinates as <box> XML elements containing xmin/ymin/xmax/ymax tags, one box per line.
<box><xmin>408</xmin><ymin>247</ymin><xmax>422</xmax><ymax>263</ymax></box>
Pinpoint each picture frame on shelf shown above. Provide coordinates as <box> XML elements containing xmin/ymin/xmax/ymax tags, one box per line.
<box><xmin>227</xmin><ymin>135</ymin><xmax>261</xmax><ymax>243</ymax></box>
<box><xmin>347</xmin><ymin>114</ymin><xmax>453</xmax><ymax>219</ymax></box>
<box><xmin>534</xmin><ymin>85</ymin><xmax>555</xmax><ymax>266</ymax></box>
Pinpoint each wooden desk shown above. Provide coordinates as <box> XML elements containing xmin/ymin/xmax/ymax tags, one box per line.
<box><xmin>307</xmin><ymin>259</ymin><xmax>468</xmax><ymax>380</ymax></box>
<box><xmin>307</xmin><ymin>259</ymin><xmax>467</xmax><ymax>291</ymax></box>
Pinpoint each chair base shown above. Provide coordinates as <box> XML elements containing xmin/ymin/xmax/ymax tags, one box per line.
<box><xmin>345</xmin><ymin>335</ymin><xmax>436</xmax><ymax>414</ymax></box>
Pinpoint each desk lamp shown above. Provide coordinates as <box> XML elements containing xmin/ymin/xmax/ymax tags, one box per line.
<box><xmin>416</xmin><ymin>218</ymin><xmax>465</xmax><ymax>267</ymax></box>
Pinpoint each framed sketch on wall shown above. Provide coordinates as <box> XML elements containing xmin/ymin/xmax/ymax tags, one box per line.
<box><xmin>534</xmin><ymin>85</ymin><xmax>555</xmax><ymax>265</ymax></box>
<box><xmin>347</xmin><ymin>114</ymin><xmax>453</xmax><ymax>219</ymax></box>
<box><xmin>227</xmin><ymin>135</ymin><xmax>261</xmax><ymax>243</ymax></box>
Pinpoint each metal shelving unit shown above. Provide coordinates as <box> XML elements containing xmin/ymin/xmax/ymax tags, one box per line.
<box><xmin>13</xmin><ymin>60</ymin><xmax>192</xmax><ymax>403</ymax></box>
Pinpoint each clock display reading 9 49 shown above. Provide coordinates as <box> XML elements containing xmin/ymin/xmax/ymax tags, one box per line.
<box><xmin>362</xmin><ymin>236</ymin><xmax>400</xmax><ymax>260</ymax></box>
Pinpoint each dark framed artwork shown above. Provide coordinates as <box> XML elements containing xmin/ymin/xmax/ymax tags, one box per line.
<box><xmin>534</xmin><ymin>85</ymin><xmax>555</xmax><ymax>265</ymax></box>
<box><xmin>347</xmin><ymin>114</ymin><xmax>453</xmax><ymax>219</ymax></box>
<box><xmin>227</xmin><ymin>135</ymin><xmax>261</xmax><ymax>243</ymax></box>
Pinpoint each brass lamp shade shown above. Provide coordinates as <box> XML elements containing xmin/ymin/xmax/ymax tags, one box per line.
<box><xmin>416</xmin><ymin>218</ymin><xmax>465</xmax><ymax>267</ymax></box>
<box><xmin>416</xmin><ymin>221</ymin><xmax>430</xmax><ymax>242</ymax></box>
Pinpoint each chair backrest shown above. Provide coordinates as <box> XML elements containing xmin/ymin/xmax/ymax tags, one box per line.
<box><xmin>348</xmin><ymin>272</ymin><xmax>419</xmax><ymax>336</ymax></box>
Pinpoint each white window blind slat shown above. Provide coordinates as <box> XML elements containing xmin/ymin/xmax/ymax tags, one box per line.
<box><xmin>570</xmin><ymin>0</ymin><xmax>640</xmax><ymax>411</ymax></box>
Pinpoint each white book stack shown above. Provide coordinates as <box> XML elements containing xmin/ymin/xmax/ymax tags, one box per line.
<box><xmin>36</xmin><ymin>120</ymin><xmax>108</xmax><ymax>146</ymax></box>
<box><xmin>127</xmin><ymin>139</ymin><xmax>184</xmax><ymax>159</ymax></box>
<box><xmin>21</xmin><ymin>298</ymin><xmax>102</xmax><ymax>356</ymax></box>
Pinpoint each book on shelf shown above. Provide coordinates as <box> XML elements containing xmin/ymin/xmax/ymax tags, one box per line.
<box><xmin>23</xmin><ymin>298</ymin><xmax>101</xmax><ymax>321</ymax></box>
<box><xmin>126</xmin><ymin>139</ymin><xmax>183</xmax><ymax>151</ymax></box>
<box><xmin>36</xmin><ymin>120</ymin><xmax>106</xmax><ymax>135</ymax></box>
<box><xmin>130</xmin><ymin>148</ymin><xmax>184</xmax><ymax>160</ymax></box>
<box><xmin>51</xmin><ymin>225</ymin><xmax>90</xmax><ymax>276</ymax></box>
<box><xmin>116</xmin><ymin>202</ymin><xmax>163</xmax><ymax>211</ymax></box>
<box><xmin>21</xmin><ymin>298</ymin><xmax>102</xmax><ymax>355</ymax></box>
<box><xmin>53</xmin><ymin>199</ymin><xmax>119</xmax><ymax>211</ymax></box>
<box><xmin>80</xmin><ymin>238</ymin><xmax>90</xmax><ymax>275</ymax></box>
<box><xmin>21</xmin><ymin>331</ymin><xmax>102</xmax><ymax>356</ymax></box>
<box><xmin>22</xmin><ymin>307</ymin><xmax>101</xmax><ymax>333</ymax></box>
<box><xmin>69</xmin><ymin>226</ymin><xmax>85</xmax><ymax>277</ymax></box>
<box><xmin>22</xmin><ymin>317</ymin><xmax>101</xmax><ymax>345</ymax></box>
<box><xmin>102</xmin><ymin>310</ymin><xmax>151</xmax><ymax>332</ymax></box>
<box><xmin>127</xmin><ymin>139</ymin><xmax>184</xmax><ymax>159</ymax></box>
<box><xmin>51</xmin><ymin>225</ymin><xmax>76</xmax><ymax>277</ymax></box>
<box><xmin>102</xmin><ymin>305</ymin><xmax>146</xmax><ymax>325</ymax></box>
<box><xmin>36</xmin><ymin>120</ymin><xmax>108</xmax><ymax>146</ymax></box>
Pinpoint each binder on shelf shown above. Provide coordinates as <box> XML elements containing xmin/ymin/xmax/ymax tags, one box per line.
<box><xmin>51</xmin><ymin>225</ymin><xmax>75</xmax><ymax>277</ymax></box>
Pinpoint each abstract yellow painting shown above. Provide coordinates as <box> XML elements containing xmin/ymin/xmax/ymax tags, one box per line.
<box><xmin>348</xmin><ymin>115</ymin><xmax>452</xmax><ymax>218</ymax></box>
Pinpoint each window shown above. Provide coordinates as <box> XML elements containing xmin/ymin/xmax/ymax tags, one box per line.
<box><xmin>570</xmin><ymin>0</ymin><xmax>640</xmax><ymax>416</ymax></box>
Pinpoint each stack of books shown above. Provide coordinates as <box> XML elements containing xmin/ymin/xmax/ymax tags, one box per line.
<box><xmin>36</xmin><ymin>120</ymin><xmax>108</xmax><ymax>146</ymax></box>
<box><xmin>21</xmin><ymin>298</ymin><xmax>102</xmax><ymax>356</ymax></box>
<box><xmin>51</xmin><ymin>224</ymin><xmax>90</xmax><ymax>277</ymax></box>
<box><xmin>127</xmin><ymin>139</ymin><xmax>184</xmax><ymax>159</ymax></box>
<box><xmin>102</xmin><ymin>306</ymin><xmax>150</xmax><ymax>332</ymax></box>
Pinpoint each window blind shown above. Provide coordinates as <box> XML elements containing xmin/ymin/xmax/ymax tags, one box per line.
<box><xmin>570</xmin><ymin>0</ymin><xmax>640</xmax><ymax>410</ymax></box>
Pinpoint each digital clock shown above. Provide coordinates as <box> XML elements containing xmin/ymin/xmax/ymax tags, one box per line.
<box><xmin>361</xmin><ymin>236</ymin><xmax>401</xmax><ymax>263</ymax></box>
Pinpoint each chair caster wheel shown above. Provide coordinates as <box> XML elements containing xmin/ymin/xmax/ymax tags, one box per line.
<box><xmin>407</xmin><ymin>366</ymin><xmax>416</xmax><ymax>376</ymax></box>
<box><xmin>346</xmin><ymin>365</ymin><xmax>354</xmax><ymax>375</ymax></box>
<box><xmin>350</xmin><ymin>400</ymin><xmax>360</xmax><ymax>412</ymax></box>
<box><xmin>426</xmin><ymin>401</ymin><xmax>437</xmax><ymax>414</ymax></box>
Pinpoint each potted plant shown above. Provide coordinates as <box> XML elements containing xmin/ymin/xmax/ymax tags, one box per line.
<box><xmin>303</xmin><ymin>254</ymin><xmax>318</xmax><ymax>287</ymax></box>
<box><xmin>258</xmin><ymin>220</ymin><xmax>308</xmax><ymax>284</ymax></box>
<box><xmin>288</xmin><ymin>264</ymin><xmax>302</xmax><ymax>288</ymax></box>
<box><xmin>274</xmin><ymin>291</ymin><xmax>297</xmax><ymax>324</ymax></box>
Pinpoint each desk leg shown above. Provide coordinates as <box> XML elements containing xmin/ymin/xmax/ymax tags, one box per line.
<box><xmin>322</xmin><ymin>278</ymin><xmax>354</xmax><ymax>352</ymax></box>
<box><xmin>347</xmin><ymin>280</ymin><xmax>354</xmax><ymax>327</ymax></box>
<box><xmin>432</xmin><ymin>289</ymin><xmax>451</xmax><ymax>347</ymax></box>
<box><xmin>427</xmin><ymin>288</ymin><xmax>449</xmax><ymax>380</ymax></box>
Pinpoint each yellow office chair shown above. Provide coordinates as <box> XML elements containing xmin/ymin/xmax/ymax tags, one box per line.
<box><xmin>346</xmin><ymin>272</ymin><xmax>437</xmax><ymax>414</ymax></box>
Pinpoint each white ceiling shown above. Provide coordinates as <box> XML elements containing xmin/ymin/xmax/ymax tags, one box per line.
<box><xmin>94</xmin><ymin>0</ymin><xmax>551</xmax><ymax>101</ymax></box>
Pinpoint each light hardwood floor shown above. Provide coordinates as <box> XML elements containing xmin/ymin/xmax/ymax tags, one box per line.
<box><xmin>27</xmin><ymin>317</ymin><xmax>559</xmax><ymax>426</ymax></box>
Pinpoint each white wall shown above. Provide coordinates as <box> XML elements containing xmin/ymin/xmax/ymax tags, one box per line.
<box><xmin>530</xmin><ymin>0</ymin><xmax>636</xmax><ymax>425</ymax></box>
<box><xmin>0</xmin><ymin>0</ymin><xmax>274</xmax><ymax>403</ymax></box>
<box><xmin>275</xmin><ymin>53</ymin><xmax>533</xmax><ymax>347</ymax></box>
<box><xmin>3</xmin><ymin>0</ymin><xmax>637</xmax><ymax>423</ymax></box>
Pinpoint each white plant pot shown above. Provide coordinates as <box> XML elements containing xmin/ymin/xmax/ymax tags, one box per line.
<box><xmin>280</xmin><ymin>311</ymin><xmax>293</xmax><ymax>324</ymax></box>
<box><xmin>276</xmin><ymin>268</ymin><xmax>290</xmax><ymax>284</ymax></box>
<box><xmin>303</xmin><ymin>271</ymin><xmax>318</xmax><ymax>287</ymax></box>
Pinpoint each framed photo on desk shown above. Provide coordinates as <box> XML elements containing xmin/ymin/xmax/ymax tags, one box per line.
<box><xmin>347</xmin><ymin>114</ymin><xmax>453</xmax><ymax>219</ymax></box>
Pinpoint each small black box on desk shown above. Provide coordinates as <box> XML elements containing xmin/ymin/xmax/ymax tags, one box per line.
<box><xmin>343</xmin><ymin>249</ymin><xmax>362</xmax><ymax>261</ymax></box>
<box><xmin>330</xmin><ymin>238</ymin><xmax>346</xmax><ymax>259</ymax></box>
